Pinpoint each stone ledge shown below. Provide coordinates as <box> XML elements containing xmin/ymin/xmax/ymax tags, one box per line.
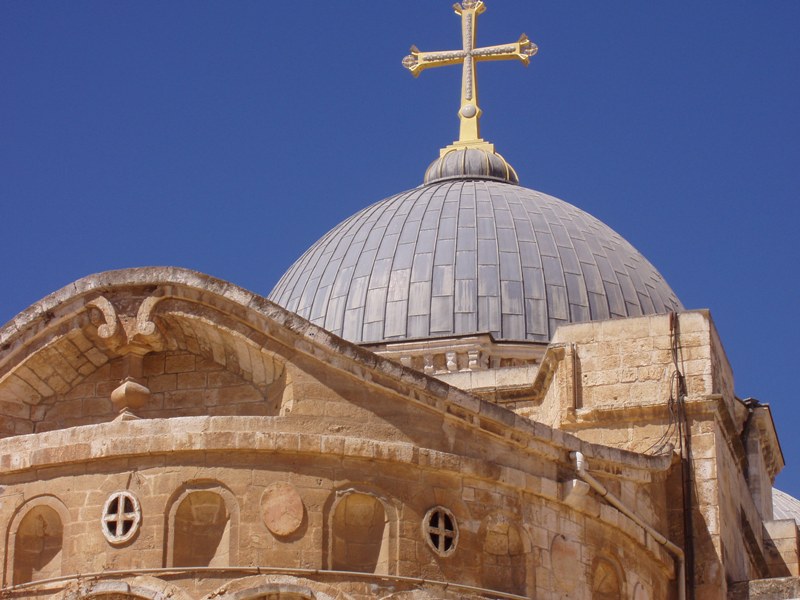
<box><xmin>0</xmin><ymin>416</ymin><xmax>558</xmax><ymax>500</ymax></box>
<box><xmin>729</xmin><ymin>576</ymin><xmax>800</xmax><ymax>600</ymax></box>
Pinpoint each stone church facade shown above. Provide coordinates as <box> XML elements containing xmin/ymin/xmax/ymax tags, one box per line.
<box><xmin>1</xmin><ymin>2</ymin><xmax>798</xmax><ymax>599</ymax></box>
<box><xmin>0</xmin><ymin>266</ymin><xmax>796</xmax><ymax>600</ymax></box>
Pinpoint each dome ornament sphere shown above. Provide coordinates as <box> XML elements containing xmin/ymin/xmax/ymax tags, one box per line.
<box><xmin>460</xmin><ymin>104</ymin><xmax>478</xmax><ymax>118</ymax></box>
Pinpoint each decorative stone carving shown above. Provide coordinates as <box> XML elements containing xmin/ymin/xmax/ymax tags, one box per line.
<box><xmin>86</xmin><ymin>294</ymin><xmax>165</xmax><ymax>355</ymax></box>
<box><xmin>110</xmin><ymin>377</ymin><xmax>151</xmax><ymax>412</ymax></box>
<box><xmin>445</xmin><ymin>352</ymin><xmax>458</xmax><ymax>372</ymax></box>
<box><xmin>87</xmin><ymin>296</ymin><xmax>118</xmax><ymax>338</ymax></box>
<box><xmin>87</xmin><ymin>296</ymin><xmax>125</xmax><ymax>348</ymax></box>
<box><xmin>261</xmin><ymin>482</ymin><xmax>305</xmax><ymax>537</ymax></box>
<box><xmin>423</xmin><ymin>355</ymin><xmax>435</xmax><ymax>375</ymax></box>
<box><xmin>86</xmin><ymin>294</ymin><xmax>167</xmax><ymax>415</ymax></box>
<box><xmin>131</xmin><ymin>295</ymin><xmax>163</xmax><ymax>347</ymax></box>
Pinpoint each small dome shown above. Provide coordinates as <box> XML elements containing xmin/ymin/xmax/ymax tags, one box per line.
<box><xmin>425</xmin><ymin>147</ymin><xmax>519</xmax><ymax>185</ymax></box>
<box><xmin>270</xmin><ymin>180</ymin><xmax>682</xmax><ymax>344</ymax></box>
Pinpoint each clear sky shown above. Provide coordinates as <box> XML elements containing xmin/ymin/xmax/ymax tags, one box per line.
<box><xmin>2</xmin><ymin>2</ymin><xmax>799</xmax><ymax>494</ymax></box>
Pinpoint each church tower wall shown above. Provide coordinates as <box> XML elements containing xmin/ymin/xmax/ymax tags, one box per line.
<box><xmin>524</xmin><ymin>311</ymin><xmax>791</xmax><ymax>599</ymax></box>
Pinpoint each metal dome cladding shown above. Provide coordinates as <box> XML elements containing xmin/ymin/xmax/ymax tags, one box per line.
<box><xmin>269</xmin><ymin>179</ymin><xmax>682</xmax><ymax>344</ymax></box>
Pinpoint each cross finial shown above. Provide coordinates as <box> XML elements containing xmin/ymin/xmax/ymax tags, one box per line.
<box><xmin>403</xmin><ymin>1</ymin><xmax>537</xmax><ymax>153</ymax></box>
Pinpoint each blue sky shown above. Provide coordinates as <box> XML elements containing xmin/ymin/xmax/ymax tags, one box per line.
<box><xmin>2</xmin><ymin>2</ymin><xmax>799</xmax><ymax>494</ymax></box>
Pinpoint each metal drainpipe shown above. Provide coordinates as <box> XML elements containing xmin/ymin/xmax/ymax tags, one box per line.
<box><xmin>571</xmin><ymin>451</ymin><xmax>686</xmax><ymax>600</ymax></box>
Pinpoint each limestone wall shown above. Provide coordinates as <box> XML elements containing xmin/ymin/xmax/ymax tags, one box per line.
<box><xmin>526</xmin><ymin>311</ymin><xmax>791</xmax><ymax>600</ymax></box>
<box><xmin>33</xmin><ymin>350</ymin><xmax>276</xmax><ymax>432</ymax></box>
<box><xmin>0</xmin><ymin>270</ymin><xmax>691</xmax><ymax>600</ymax></box>
<box><xmin>0</xmin><ymin>416</ymin><xmax>674</xmax><ymax>600</ymax></box>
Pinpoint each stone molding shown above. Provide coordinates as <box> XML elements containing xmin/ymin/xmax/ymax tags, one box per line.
<box><xmin>364</xmin><ymin>333</ymin><xmax>546</xmax><ymax>376</ymax></box>
<box><xmin>0</xmin><ymin>413</ymin><xmax>670</xmax><ymax>485</ymax></box>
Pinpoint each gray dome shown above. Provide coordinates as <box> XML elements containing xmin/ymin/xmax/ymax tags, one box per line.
<box><xmin>269</xmin><ymin>180</ymin><xmax>682</xmax><ymax>344</ymax></box>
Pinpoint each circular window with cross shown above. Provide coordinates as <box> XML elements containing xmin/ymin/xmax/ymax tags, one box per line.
<box><xmin>101</xmin><ymin>491</ymin><xmax>141</xmax><ymax>545</ymax></box>
<box><xmin>422</xmin><ymin>506</ymin><xmax>458</xmax><ymax>557</ymax></box>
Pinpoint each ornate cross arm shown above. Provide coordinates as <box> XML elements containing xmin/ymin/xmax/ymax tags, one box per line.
<box><xmin>403</xmin><ymin>47</ymin><xmax>466</xmax><ymax>77</ymax></box>
<box><xmin>472</xmin><ymin>35</ymin><xmax>537</xmax><ymax>65</ymax></box>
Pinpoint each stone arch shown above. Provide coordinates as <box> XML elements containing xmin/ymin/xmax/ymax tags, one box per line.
<box><xmin>478</xmin><ymin>512</ymin><xmax>533</xmax><ymax>596</ymax></box>
<box><xmin>592</xmin><ymin>556</ymin><xmax>625</xmax><ymax>600</ymax></box>
<box><xmin>150</xmin><ymin>307</ymin><xmax>290</xmax><ymax>410</ymax></box>
<box><xmin>206</xmin><ymin>575</ymin><xmax>354</xmax><ymax>600</ymax></box>
<box><xmin>63</xmin><ymin>575</ymin><xmax>194</xmax><ymax>600</ymax></box>
<box><xmin>0</xmin><ymin>272</ymin><xmax>301</xmax><ymax>432</ymax></box>
<box><xmin>381</xmin><ymin>591</ymin><xmax>490</xmax><ymax>600</ymax></box>
<box><xmin>324</xmin><ymin>487</ymin><xmax>396</xmax><ymax>575</ymax></box>
<box><xmin>165</xmin><ymin>481</ymin><xmax>239</xmax><ymax>567</ymax></box>
<box><xmin>241</xmin><ymin>596</ymin><xmax>311</xmax><ymax>600</ymax></box>
<box><xmin>632</xmin><ymin>581</ymin><xmax>649</xmax><ymax>600</ymax></box>
<box><xmin>5</xmin><ymin>495</ymin><xmax>69</xmax><ymax>586</ymax></box>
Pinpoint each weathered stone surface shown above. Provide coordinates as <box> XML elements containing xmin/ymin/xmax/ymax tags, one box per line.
<box><xmin>0</xmin><ymin>269</ymin><xmax>791</xmax><ymax>600</ymax></box>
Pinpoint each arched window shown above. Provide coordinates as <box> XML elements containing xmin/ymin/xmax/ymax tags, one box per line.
<box><xmin>593</xmin><ymin>557</ymin><xmax>624</xmax><ymax>600</ymax></box>
<box><xmin>330</xmin><ymin>492</ymin><xmax>389</xmax><ymax>574</ymax></box>
<box><xmin>13</xmin><ymin>505</ymin><xmax>63</xmax><ymax>584</ymax></box>
<box><xmin>172</xmin><ymin>491</ymin><xmax>230</xmax><ymax>567</ymax></box>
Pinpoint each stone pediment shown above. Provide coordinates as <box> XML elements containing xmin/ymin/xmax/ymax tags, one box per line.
<box><xmin>0</xmin><ymin>268</ymin><xmax>670</xmax><ymax>481</ymax></box>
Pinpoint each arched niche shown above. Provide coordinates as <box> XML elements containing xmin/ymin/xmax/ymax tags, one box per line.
<box><xmin>13</xmin><ymin>505</ymin><xmax>63</xmax><ymax>584</ymax></box>
<box><xmin>5</xmin><ymin>496</ymin><xmax>69</xmax><ymax>586</ymax></box>
<box><xmin>63</xmin><ymin>575</ymin><xmax>193</xmax><ymax>600</ymax></box>
<box><xmin>206</xmin><ymin>575</ymin><xmax>351</xmax><ymax>600</ymax></box>
<box><xmin>246</xmin><ymin>595</ymin><xmax>313</xmax><ymax>600</ymax></box>
<box><xmin>86</xmin><ymin>595</ymin><xmax>149</xmax><ymax>600</ymax></box>
<box><xmin>479</xmin><ymin>513</ymin><xmax>532</xmax><ymax>596</ymax></box>
<box><xmin>328</xmin><ymin>490</ymin><xmax>393</xmax><ymax>574</ymax></box>
<box><xmin>592</xmin><ymin>556</ymin><xmax>625</xmax><ymax>600</ymax></box>
<box><xmin>165</xmin><ymin>482</ymin><xmax>239</xmax><ymax>568</ymax></box>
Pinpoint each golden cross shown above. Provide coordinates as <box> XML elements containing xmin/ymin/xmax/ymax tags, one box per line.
<box><xmin>403</xmin><ymin>1</ymin><xmax>537</xmax><ymax>151</ymax></box>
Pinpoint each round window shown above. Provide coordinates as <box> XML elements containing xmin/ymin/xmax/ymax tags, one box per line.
<box><xmin>422</xmin><ymin>506</ymin><xmax>458</xmax><ymax>556</ymax></box>
<box><xmin>101</xmin><ymin>491</ymin><xmax>141</xmax><ymax>545</ymax></box>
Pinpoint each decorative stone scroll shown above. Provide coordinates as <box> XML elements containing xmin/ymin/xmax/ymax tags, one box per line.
<box><xmin>86</xmin><ymin>294</ymin><xmax>165</xmax><ymax>355</ymax></box>
<box><xmin>86</xmin><ymin>294</ymin><xmax>168</xmax><ymax>414</ymax></box>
